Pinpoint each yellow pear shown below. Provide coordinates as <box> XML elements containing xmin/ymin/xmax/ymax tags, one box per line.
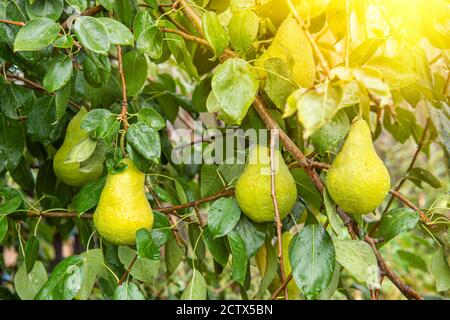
<box><xmin>327</xmin><ymin>119</ymin><xmax>391</xmax><ymax>215</ymax></box>
<box><xmin>256</xmin><ymin>17</ymin><xmax>316</xmax><ymax>88</ymax></box>
<box><xmin>94</xmin><ymin>158</ymin><xmax>154</xmax><ymax>246</ymax></box>
<box><xmin>53</xmin><ymin>107</ymin><xmax>104</xmax><ymax>187</ymax></box>
<box><xmin>256</xmin><ymin>232</ymin><xmax>300</xmax><ymax>299</ymax></box>
<box><xmin>235</xmin><ymin>145</ymin><xmax>297</xmax><ymax>223</ymax></box>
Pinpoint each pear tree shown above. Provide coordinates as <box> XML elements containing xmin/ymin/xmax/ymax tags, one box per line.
<box><xmin>0</xmin><ymin>0</ymin><xmax>449</xmax><ymax>301</ymax></box>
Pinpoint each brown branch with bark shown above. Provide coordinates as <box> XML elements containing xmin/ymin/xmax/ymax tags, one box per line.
<box><xmin>24</xmin><ymin>189</ymin><xmax>235</xmax><ymax>220</ymax></box>
<box><xmin>269</xmin><ymin>130</ymin><xmax>288</xmax><ymax>300</ymax></box>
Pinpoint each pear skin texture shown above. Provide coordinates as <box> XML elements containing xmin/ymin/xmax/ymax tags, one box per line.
<box><xmin>53</xmin><ymin>107</ymin><xmax>103</xmax><ymax>187</ymax></box>
<box><xmin>327</xmin><ymin>119</ymin><xmax>391</xmax><ymax>215</ymax></box>
<box><xmin>94</xmin><ymin>159</ymin><xmax>154</xmax><ymax>246</ymax></box>
<box><xmin>256</xmin><ymin>17</ymin><xmax>316</xmax><ymax>88</ymax></box>
<box><xmin>235</xmin><ymin>145</ymin><xmax>297</xmax><ymax>223</ymax></box>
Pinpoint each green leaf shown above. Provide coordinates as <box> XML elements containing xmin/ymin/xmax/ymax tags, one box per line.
<box><xmin>374</xmin><ymin>208</ymin><xmax>419</xmax><ymax>243</ymax></box>
<box><xmin>431</xmin><ymin>248</ymin><xmax>450</xmax><ymax>292</ymax></box>
<box><xmin>202</xmin><ymin>11</ymin><xmax>229</xmax><ymax>57</ymax></box>
<box><xmin>14</xmin><ymin>262</ymin><xmax>48</xmax><ymax>300</ymax></box>
<box><xmin>255</xmin><ymin>240</ymin><xmax>278</xmax><ymax>299</ymax></box>
<box><xmin>407</xmin><ymin>167</ymin><xmax>442</xmax><ymax>189</ymax></box>
<box><xmin>73</xmin><ymin>176</ymin><xmax>106</xmax><ymax>215</ymax></box>
<box><xmin>323</xmin><ymin>188</ymin><xmax>350</xmax><ymax>239</ymax></box>
<box><xmin>228</xmin><ymin>10</ymin><xmax>259</xmax><ymax>53</ymax></box>
<box><xmin>234</xmin><ymin>215</ymin><xmax>265</xmax><ymax>258</ymax></box>
<box><xmin>25</xmin><ymin>236</ymin><xmax>40</xmax><ymax>274</ymax></box>
<box><xmin>287</xmin><ymin>84</ymin><xmax>344</xmax><ymax>138</ymax></box>
<box><xmin>334</xmin><ymin>240</ymin><xmax>380</xmax><ymax>289</ymax></box>
<box><xmin>427</xmin><ymin>101</ymin><xmax>450</xmax><ymax>154</ymax></box>
<box><xmin>0</xmin><ymin>216</ymin><xmax>8</xmax><ymax>243</ymax></box>
<box><xmin>227</xmin><ymin>230</ymin><xmax>248</xmax><ymax>285</ymax></box>
<box><xmin>78</xmin><ymin>249</ymin><xmax>109</xmax><ymax>300</ymax></box>
<box><xmin>165</xmin><ymin>234</ymin><xmax>184</xmax><ymax>274</ymax></box>
<box><xmin>326</xmin><ymin>0</ymin><xmax>347</xmax><ymax>41</ymax></box>
<box><xmin>118</xmin><ymin>246</ymin><xmax>159</xmax><ymax>284</ymax></box>
<box><xmin>43</xmin><ymin>55</ymin><xmax>73</xmax><ymax>92</ymax></box>
<box><xmin>98</xmin><ymin>17</ymin><xmax>134</xmax><ymax>46</ymax></box>
<box><xmin>136</xmin><ymin>26</ymin><xmax>163</xmax><ymax>59</ymax></box>
<box><xmin>291</xmin><ymin>168</ymin><xmax>322</xmax><ymax>211</ymax></box>
<box><xmin>200</xmin><ymin>164</ymin><xmax>223</xmax><ymax>198</ymax></box>
<box><xmin>208</xmin><ymin>198</ymin><xmax>241</xmax><ymax>238</ymax></box>
<box><xmin>123</xmin><ymin>51</ymin><xmax>148</xmax><ymax>96</ymax></box>
<box><xmin>310</xmin><ymin>110</ymin><xmax>349</xmax><ymax>156</ymax></box>
<box><xmin>55</xmin><ymin>83</ymin><xmax>71</xmax><ymax>120</ymax></box>
<box><xmin>65</xmin><ymin>138</ymin><xmax>98</xmax><ymax>164</ymax></box>
<box><xmin>53</xmin><ymin>35</ymin><xmax>74</xmax><ymax>48</ymax></box>
<box><xmin>74</xmin><ymin>16</ymin><xmax>111</xmax><ymax>54</ymax></box>
<box><xmin>66</xmin><ymin>0</ymin><xmax>87</xmax><ymax>12</ymax></box>
<box><xmin>137</xmin><ymin>108</ymin><xmax>165</xmax><ymax>131</ymax></box>
<box><xmin>211</xmin><ymin>58</ymin><xmax>259</xmax><ymax>124</ymax></box>
<box><xmin>0</xmin><ymin>115</ymin><xmax>25</xmax><ymax>170</ymax></box>
<box><xmin>133</xmin><ymin>10</ymin><xmax>154</xmax><ymax>40</ymax></box>
<box><xmin>264</xmin><ymin>58</ymin><xmax>297</xmax><ymax>111</ymax></box>
<box><xmin>397</xmin><ymin>250</ymin><xmax>428</xmax><ymax>272</ymax></box>
<box><xmin>14</xmin><ymin>18</ymin><xmax>59</xmax><ymax>52</ymax></box>
<box><xmin>180</xmin><ymin>269</ymin><xmax>206</xmax><ymax>300</ymax></box>
<box><xmin>289</xmin><ymin>225</ymin><xmax>335</xmax><ymax>300</ymax></box>
<box><xmin>136</xmin><ymin>228</ymin><xmax>160</xmax><ymax>261</ymax></box>
<box><xmin>126</xmin><ymin>122</ymin><xmax>161</xmax><ymax>162</ymax></box>
<box><xmin>203</xmin><ymin>226</ymin><xmax>229</xmax><ymax>267</ymax></box>
<box><xmin>35</xmin><ymin>255</ymin><xmax>84</xmax><ymax>300</ymax></box>
<box><xmin>367</xmin><ymin>56</ymin><xmax>416</xmax><ymax>90</ymax></box>
<box><xmin>25</xmin><ymin>0</ymin><xmax>64</xmax><ymax>20</ymax></box>
<box><xmin>349</xmin><ymin>39</ymin><xmax>383</xmax><ymax>67</ymax></box>
<box><xmin>114</xmin><ymin>283</ymin><xmax>145</xmax><ymax>300</ymax></box>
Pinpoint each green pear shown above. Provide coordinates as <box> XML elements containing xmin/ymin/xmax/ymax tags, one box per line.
<box><xmin>327</xmin><ymin>119</ymin><xmax>391</xmax><ymax>215</ymax></box>
<box><xmin>235</xmin><ymin>145</ymin><xmax>297</xmax><ymax>223</ymax></box>
<box><xmin>94</xmin><ymin>158</ymin><xmax>154</xmax><ymax>246</ymax></box>
<box><xmin>53</xmin><ymin>107</ymin><xmax>104</xmax><ymax>187</ymax></box>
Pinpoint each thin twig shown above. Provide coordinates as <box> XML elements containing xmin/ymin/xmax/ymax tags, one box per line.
<box><xmin>116</xmin><ymin>45</ymin><xmax>129</xmax><ymax>131</ymax></box>
<box><xmin>389</xmin><ymin>190</ymin><xmax>431</xmax><ymax>225</ymax></box>
<box><xmin>0</xmin><ymin>19</ymin><xmax>25</xmax><ymax>27</ymax></box>
<box><xmin>118</xmin><ymin>254</ymin><xmax>138</xmax><ymax>285</ymax></box>
<box><xmin>365</xmin><ymin>236</ymin><xmax>423</xmax><ymax>300</ymax></box>
<box><xmin>270</xmin><ymin>273</ymin><xmax>293</xmax><ymax>300</ymax></box>
<box><xmin>269</xmin><ymin>130</ymin><xmax>288</xmax><ymax>300</ymax></box>
<box><xmin>175</xmin><ymin>0</ymin><xmax>204</xmax><ymax>37</ymax></box>
<box><xmin>161</xmin><ymin>27</ymin><xmax>210</xmax><ymax>47</ymax></box>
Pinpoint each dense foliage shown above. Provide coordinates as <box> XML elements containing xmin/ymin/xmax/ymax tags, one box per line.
<box><xmin>0</xmin><ymin>0</ymin><xmax>449</xmax><ymax>300</ymax></box>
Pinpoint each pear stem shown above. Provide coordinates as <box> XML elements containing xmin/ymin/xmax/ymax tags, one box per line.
<box><xmin>269</xmin><ymin>130</ymin><xmax>289</xmax><ymax>301</ymax></box>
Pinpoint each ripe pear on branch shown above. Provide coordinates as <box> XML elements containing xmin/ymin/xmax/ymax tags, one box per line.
<box><xmin>94</xmin><ymin>158</ymin><xmax>154</xmax><ymax>246</ymax></box>
<box><xmin>256</xmin><ymin>17</ymin><xmax>316</xmax><ymax>88</ymax></box>
<box><xmin>327</xmin><ymin>119</ymin><xmax>391</xmax><ymax>215</ymax></box>
<box><xmin>53</xmin><ymin>107</ymin><xmax>104</xmax><ymax>187</ymax></box>
<box><xmin>235</xmin><ymin>145</ymin><xmax>297</xmax><ymax>223</ymax></box>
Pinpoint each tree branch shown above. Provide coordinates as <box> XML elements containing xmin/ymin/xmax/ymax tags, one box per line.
<box><xmin>118</xmin><ymin>254</ymin><xmax>138</xmax><ymax>286</ymax></box>
<box><xmin>116</xmin><ymin>45</ymin><xmax>129</xmax><ymax>132</ymax></box>
<box><xmin>0</xmin><ymin>19</ymin><xmax>25</xmax><ymax>27</ymax></box>
<box><xmin>389</xmin><ymin>190</ymin><xmax>431</xmax><ymax>225</ymax></box>
<box><xmin>365</xmin><ymin>236</ymin><xmax>423</xmax><ymax>300</ymax></box>
<box><xmin>175</xmin><ymin>0</ymin><xmax>204</xmax><ymax>38</ymax></box>
<box><xmin>160</xmin><ymin>27</ymin><xmax>210</xmax><ymax>47</ymax></box>
<box><xmin>24</xmin><ymin>189</ymin><xmax>235</xmax><ymax>220</ymax></box>
<box><xmin>269</xmin><ymin>130</ymin><xmax>288</xmax><ymax>300</ymax></box>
